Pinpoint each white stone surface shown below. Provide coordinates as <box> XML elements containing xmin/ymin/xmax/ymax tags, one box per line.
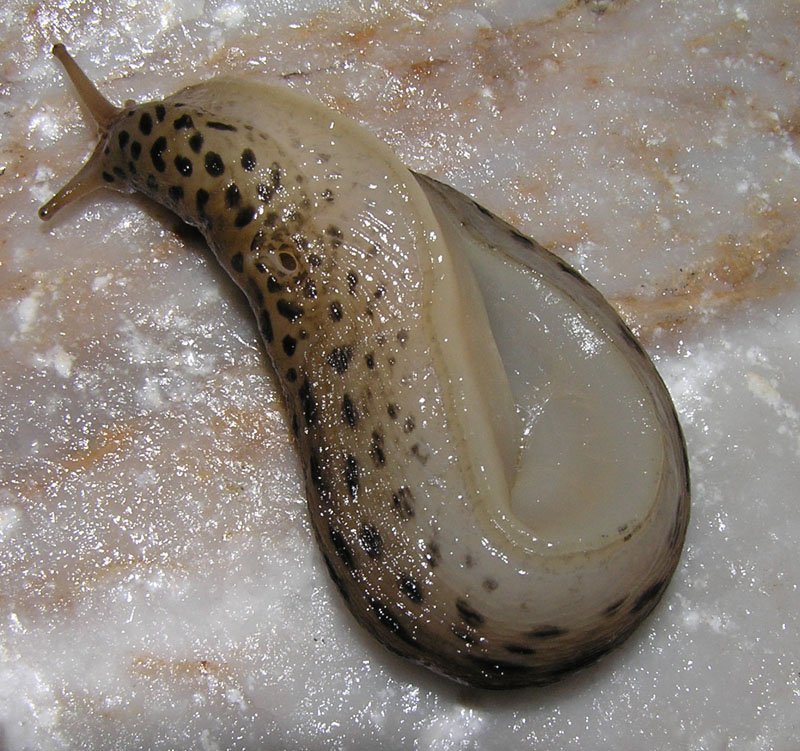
<box><xmin>1</xmin><ymin>0</ymin><xmax>798</xmax><ymax>748</ymax></box>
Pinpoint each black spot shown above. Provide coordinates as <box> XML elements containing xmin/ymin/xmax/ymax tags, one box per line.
<box><xmin>118</xmin><ymin>130</ymin><xmax>130</xmax><ymax>149</ymax></box>
<box><xmin>257</xmin><ymin>183</ymin><xmax>273</xmax><ymax>203</ymax></box>
<box><xmin>410</xmin><ymin>443</ymin><xmax>428</xmax><ymax>465</ymax></box>
<box><xmin>302</xmin><ymin>445</ymin><xmax>325</xmax><ymax>489</ymax></box>
<box><xmin>128</xmin><ymin>161</ymin><xmax>136</xmax><ymax>174</ymax></box>
<box><xmin>341</xmin><ymin>394</ymin><xmax>357</xmax><ymax>428</ymax></box>
<box><xmin>205</xmin><ymin>151</ymin><xmax>224</xmax><ymax>177</ymax></box>
<box><xmin>450</xmin><ymin>626</ymin><xmax>474</xmax><ymax>646</ymax></box>
<box><xmin>330</xmin><ymin>302</ymin><xmax>343</xmax><ymax>321</ymax></box>
<box><xmin>267</xmin><ymin>277</ymin><xmax>282</xmax><ymax>294</ymax></box>
<box><xmin>370</xmin><ymin>598</ymin><xmax>415</xmax><ymax>645</ymax></box>
<box><xmin>365</xmin><ymin>352</ymin><xmax>375</xmax><ymax>370</ymax></box>
<box><xmin>299</xmin><ymin>378</ymin><xmax>317</xmax><ymax>427</ymax></box>
<box><xmin>504</xmin><ymin>644</ymin><xmax>536</xmax><ymax>655</ymax></box>
<box><xmin>632</xmin><ymin>580</ymin><xmax>666</xmax><ymax>613</ymax></box>
<box><xmin>291</xmin><ymin>413</ymin><xmax>299</xmax><ymax>438</ymax></box>
<box><xmin>286</xmin><ymin>367</ymin><xmax>297</xmax><ymax>382</ymax></box>
<box><xmin>396</xmin><ymin>329</ymin><xmax>408</xmax><ymax>346</ymax></box>
<box><xmin>259</xmin><ymin>310</ymin><xmax>273</xmax><ymax>343</ymax></box>
<box><xmin>277</xmin><ymin>299</ymin><xmax>303</xmax><ymax>323</ymax></box>
<box><xmin>248</xmin><ymin>278</ymin><xmax>264</xmax><ymax>306</ymax></box>
<box><xmin>241</xmin><ymin>148</ymin><xmax>256</xmax><ymax>171</ymax></box>
<box><xmin>173</xmin><ymin>113</ymin><xmax>194</xmax><ymax>130</ymax></box>
<box><xmin>206</xmin><ymin>121</ymin><xmax>237</xmax><ymax>131</ymax></box>
<box><xmin>234</xmin><ymin>206</ymin><xmax>256</xmax><ymax>228</ymax></box>
<box><xmin>425</xmin><ymin>540</ymin><xmax>440</xmax><ymax>567</ymax></box>
<box><xmin>403</xmin><ymin>416</ymin><xmax>415</xmax><ymax>434</ymax></box>
<box><xmin>225</xmin><ymin>184</ymin><xmax>241</xmax><ymax>207</ymax></box>
<box><xmin>509</xmin><ymin>227</ymin><xmax>534</xmax><ymax>247</ymax></box>
<box><xmin>196</xmin><ymin>188</ymin><xmax>210</xmax><ymax>215</ymax></box>
<box><xmin>347</xmin><ymin>271</ymin><xmax>358</xmax><ymax>295</ymax></box>
<box><xmin>154</xmin><ymin>104</ymin><xmax>166</xmax><ymax>122</ymax></box>
<box><xmin>104</xmin><ymin>146</ymin><xmax>110</xmax><ymax>156</ymax></box>
<box><xmin>131</xmin><ymin>141</ymin><xmax>142</xmax><ymax>160</ymax></box>
<box><xmin>464</xmin><ymin>554</ymin><xmax>475</xmax><ymax>569</ymax></box>
<box><xmin>146</xmin><ymin>174</ymin><xmax>158</xmax><ymax>191</ymax></box>
<box><xmin>557</xmin><ymin>259</ymin><xmax>590</xmax><ymax>285</ymax></box>
<box><xmin>456</xmin><ymin>598</ymin><xmax>484</xmax><ymax>627</ymax></box>
<box><xmin>483</xmin><ymin>578</ymin><xmax>498</xmax><ymax>591</ymax></box>
<box><xmin>102</xmin><ymin>172</ymin><xmax>114</xmax><ymax>183</ymax></box>
<box><xmin>138</xmin><ymin>111</ymin><xmax>153</xmax><ymax>135</ymax></box>
<box><xmin>393</xmin><ymin>487</ymin><xmax>415</xmax><ymax>518</ymax></box>
<box><xmin>401</xmin><ymin>576</ymin><xmax>423</xmax><ymax>603</ymax></box>
<box><xmin>473</xmin><ymin>200</ymin><xmax>493</xmax><ymax>218</ymax></box>
<box><xmin>270</xmin><ymin>163</ymin><xmax>282</xmax><ymax>191</ymax></box>
<box><xmin>387</xmin><ymin>404</ymin><xmax>398</xmax><ymax>419</ymax></box>
<box><xmin>230</xmin><ymin>253</ymin><xmax>244</xmax><ymax>273</ymax></box>
<box><xmin>329</xmin><ymin>527</ymin><xmax>356</xmax><ymax>572</ymax></box>
<box><xmin>111</xmin><ymin>166</ymin><xmax>126</xmax><ymax>180</ymax></box>
<box><xmin>327</xmin><ymin>346</ymin><xmax>352</xmax><ymax>374</ymax></box>
<box><xmin>345</xmin><ymin>454</ymin><xmax>359</xmax><ymax>499</ymax></box>
<box><xmin>374</xmin><ymin>285</ymin><xmax>385</xmax><ymax>299</ymax></box>
<box><xmin>168</xmin><ymin>185</ymin><xmax>184</xmax><ymax>202</ymax></box>
<box><xmin>529</xmin><ymin>626</ymin><xmax>567</xmax><ymax>639</ymax></box>
<box><xmin>282</xmin><ymin>334</ymin><xmax>297</xmax><ymax>357</ymax></box>
<box><xmin>174</xmin><ymin>155</ymin><xmax>193</xmax><ymax>176</ymax></box>
<box><xmin>358</xmin><ymin>524</ymin><xmax>383</xmax><ymax>559</ymax></box>
<box><xmin>321</xmin><ymin>188</ymin><xmax>334</xmax><ymax>202</ymax></box>
<box><xmin>150</xmin><ymin>136</ymin><xmax>167</xmax><ymax>172</ymax></box>
<box><xmin>250</xmin><ymin>230</ymin><xmax>265</xmax><ymax>254</ymax></box>
<box><xmin>308</xmin><ymin>253</ymin><xmax>322</xmax><ymax>268</ymax></box>
<box><xmin>303</xmin><ymin>280</ymin><xmax>317</xmax><ymax>300</ymax></box>
<box><xmin>188</xmin><ymin>132</ymin><xmax>203</xmax><ymax>153</ymax></box>
<box><xmin>370</xmin><ymin>431</ymin><xmax>385</xmax><ymax>467</ymax></box>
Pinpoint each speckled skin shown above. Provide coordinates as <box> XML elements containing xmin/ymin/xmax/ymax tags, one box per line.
<box><xmin>41</xmin><ymin>48</ymin><xmax>690</xmax><ymax>689</ymax></box>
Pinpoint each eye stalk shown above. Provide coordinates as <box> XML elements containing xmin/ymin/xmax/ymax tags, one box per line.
<box><xmin>38</xmin><ymin>44</ymin><xmax>122</xmax><ymax>221</ymax></box>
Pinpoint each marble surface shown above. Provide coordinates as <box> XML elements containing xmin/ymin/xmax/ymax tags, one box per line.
<box><xmin>1</xmin><ymin>0</ymin><xmax>799</xmax><ymax>748</ymax></box>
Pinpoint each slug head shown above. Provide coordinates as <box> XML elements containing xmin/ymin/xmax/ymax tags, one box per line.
<box><xmin>39</xmin><ymin>44</ymin><xmax>135</xmax><ymax>221</ymax></box>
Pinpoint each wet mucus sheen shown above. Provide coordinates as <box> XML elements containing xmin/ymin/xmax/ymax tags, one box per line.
<box><xmin>41</xmin><ymin>48</ymin><xmax>689</xmax><ymax>690</ymax></box>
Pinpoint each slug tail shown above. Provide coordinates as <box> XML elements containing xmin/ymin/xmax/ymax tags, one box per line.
<box><xmin>51</xmin><ymin>44</ymin><xmax>119</xmax><ymax>130</ymax></box>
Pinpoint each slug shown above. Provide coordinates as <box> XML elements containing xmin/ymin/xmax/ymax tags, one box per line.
<box><xmin>39</xmin><ymin>44</ymin><xmax>689</xmax><ymax>689</ymax></box>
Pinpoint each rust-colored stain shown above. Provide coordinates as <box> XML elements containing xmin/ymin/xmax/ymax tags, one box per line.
<box><xmin>130</xmin><ymin>655</ymin><xmax>228</xmax><ymax>684</ymax></box>
<box><xmin>611</xmin><ymin>227</ymin><xmax>794</xmax><ymax>343</ymax></box>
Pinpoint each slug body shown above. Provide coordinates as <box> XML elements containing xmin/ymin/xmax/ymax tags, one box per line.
<box><xmin>40</xmin><ymin>46</ymin><xmax>689</xmax><ymax>689</ymax></box>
